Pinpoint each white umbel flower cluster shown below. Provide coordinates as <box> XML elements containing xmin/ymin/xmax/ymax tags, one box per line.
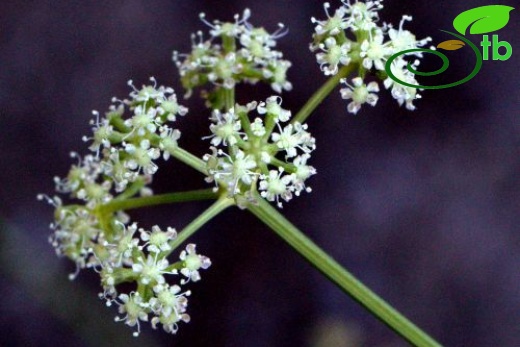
<box><xmin>58</xmin><ymin>77</ymin><xmax>188</xmax><ymax>196</ymax></box>
<box><xmin>203</xmin><ymin>96</ymin><xmax>316</xmax><ymax>208</ymax></box>
<box><xmin>310</xmin><ymin>1</ymin><xmax>431</xmax><ymax>113</ymax></box>
<box><xmin>173</xmin><ymin>9</ymin><xmax>292</xmax><ymax>101</ymax></box>
<box><xmin>40</xmin><ymin>79</ymin><xmax>212</xmax><ymax>336</ymax></box>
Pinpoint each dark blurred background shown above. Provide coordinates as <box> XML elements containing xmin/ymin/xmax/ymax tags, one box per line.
<box><xmin>1</xmin><ymin>0</ymin><xmax>519</xmax><ymax>346</ymax></box>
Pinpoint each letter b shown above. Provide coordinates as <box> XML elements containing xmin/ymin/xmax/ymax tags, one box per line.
<box><xmin>492</xmin><ymin>35</ymin><xmax>512</xmax><ymax>61</ymax></box>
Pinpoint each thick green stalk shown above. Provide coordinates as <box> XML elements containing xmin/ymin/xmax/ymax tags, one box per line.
<box><xmin>171</xmin><ymin>146</ymin><xmax>208</xmax><ymax>175</ymax></box>
<box><xmin>291</xmin><ymin>64</ymin><xmax>357</xmax><ymax>125</ymax></box>
<box><xmin>224</xmin><ymin>88</ymin><xmax>235</xmax><ymax>111</ymax></box>
<box><xmin>247</xmin><ymin>197</ymin><xmax>442</xmax><ymax>347</ymax></box>
<box><xmin>166</xmin><ymin>196</ymin><xmax>235</xmax><ymax>254</ymax></box>
<box><xmin>100</xmin><ymin>189</ymin><xmax>218</xmax><ymax>214</ymax></box>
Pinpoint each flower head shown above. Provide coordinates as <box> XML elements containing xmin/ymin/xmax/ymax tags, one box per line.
<box><xmin>203</xmin><ymin>97</ymin><xmax>316</xmax><ymax>208</ymax></box>
<box><xmin>40</xmin><ymin>77</ymin><xmax>211</xmax><ymax>337</ymax></box>
<box><xmin>310</xmin><ymin>0</ymin><xmax>430</xmax><ymax>112</ymax></box>
<box><xmin>174</xmin><ymin>10</ymin><xmax>292</xmax><ymax>102</ymax></box>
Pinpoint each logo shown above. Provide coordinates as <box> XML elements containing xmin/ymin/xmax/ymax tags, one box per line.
<box><xmin>385</xmin><ymin>5</ymin><xmax>514</xmax><ymax>89</ymax></box>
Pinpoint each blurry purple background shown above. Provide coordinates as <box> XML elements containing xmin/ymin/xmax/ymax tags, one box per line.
<box><xmin>1</xmin><ymin>0</ymin><xmax>519</xmax><ymax>346</ymax></box>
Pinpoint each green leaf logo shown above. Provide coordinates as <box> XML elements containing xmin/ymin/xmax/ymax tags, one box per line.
<box><xmin>453</xmin><ymin>5</ymin><xmax>514</xmax><ymax>35</ymax></box>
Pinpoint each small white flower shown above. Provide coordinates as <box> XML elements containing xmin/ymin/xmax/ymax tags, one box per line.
<box><xmin>388</xmin><ymin>15</ymin><xmax>432</xmax><ymax>54</ymax></box>
<box><xmin>151</xmin><ymin>309</ymin><xmax>190</xmax><ymax>335</ymax></box>
<box><xmin>271</xmin><ymin>123</ymin><xmax>316</xmax><ymax>158</ymax></box>
<box><xmin>124</xmin><ymin>106</ymin><xmax>159</xmax><ymax>137</ymax></box>
<box><xmin>76</xmin><ymin>180</ymin><xmax>113</xmax><ymax>208</ymax></box>
<box><xmin>99</xmin><ymin>265</ymin><xmax>117</xmax><ymax>300</ymax></box>
<box><xmin>384</xmin><ymin>58</ymin><xmax>421</xmax><ymax>111</ymax></box>
<box><xmin>127</xmin><ymin>77</ymin><xmax>171</xmax><ymax>104</ymax></box>
<box><xmin>157</xmin><ymin>93</ymin><xmax>188</xmax><ymax>122</ymax></box>
<box><xmin>292</xmin><ymin>154</ymin><xmax>317</xmax><ymax>196</ymax></box>
<box><xmin>239</xmin><ymin>25</ymin><xmax>286</xmax><ymax>65</ymax></box>
<box><xmin>257</xmin><ymin>96</ymin><xmax>291</xmax><ymax>122</ymax></box>
<box><xmin>46</xmin><ymin>205</ymin><xmax>101</xmax><ymax>279</ymax></box>
<box><xmin>201</xmin><ymin>96</ymin><xmax>315</xmax><ymax>207</ymax></box>
<box><xmin>311</xmin><ymin>2</ymin><xmax>350</xmax><ymax>36</ymax></box>
<box><xmin>205</xmin><ymin>109</ymin><xmax>242</xmax><ymax>146</ymax></box>
<box><xmin>250</xmin><ymin>118</ymin><xmax>266</xmax><ymax>137</ymax></box>
<box><xmin>115</xmin><ymin>292</ymin><xmax>149</xmax><ymax>337</ymax></box>
<box><xmin>360</xmin><ymin>31</ymin><xmax>392</xmax><ymax>71</ymax></box>
<box><xmin>207</xmin><ymin>52</ymin><xmax>243</xmax><ymax>89</ymax></box>
<box><xmin>199</xmin><ymin>9</ymin><xmax>251</xmax><ymax>38</ymax></box>
<box><xmin>132</xmin><ymin>254</ymin><xmax>174</xmax><ymax>285</ymax></box>
<box><xmin>263</xmin><ymin>60</ymin><xmax>293</xmax><ymax>93</ymax></box>
<box><xmin>124</xmin><ymin>140</ymin><xmax>161</xmax><ymax>176</ymax></box>
<box><xmin>342</xmin><ymin>0</ymin><xmax>383</xmax><ymax>31</ymax></box>
<box><xmin>340</xmin><ymin>77</ymin><xmax>379</xmax><ymax>114</ymax></box>
<box><xmin>259</xmin><ymin>169</ymin><xmax>294</xmax><ymax>208</ymax></box>
<box><xmin>83</xmin><ymin>110</ymin><xmax>115</xmax><ymax>156</ymax></box>
<box><xmin>175</xmin><ymin>10</ymin><xmax>291</xmax><ymax>95</ymax></box>
<box><xmin>149</xmin><ymin>284</ymin><xmax>189</xmax><ymax>317</ymax></box>
<box><xmin>179</xmin><ymin>244</ymin><xmax>212</xmax><ymax>283</ymax></box>
<box><xmin>101</xmin><ymin>149</ymin><xmax>136</xmax><ymax>192</ymax></box>
<box><xmin>54</xmin><ymin>153</ymin><xmax>103</xmax><ymax>198</ymax></box>
<box><xmin>105</xmin><ymin>222</ymin><xmax>139</xmax><ymax>266</ymax></box>
<box><xmin>139</xmin><ymin>225</ymin><xmax>177</xmax><ymax>254</ymax></box>
<box><xmin>215</xmin><ymin>150</ymin><xmax>258</xmax><ymax>194</ymax></box>
<box><xmin>316</xmin><ymin>37</ymin><xmax>351</xmax><ymax>76</ymax></box>
<box><xmin>159</xmin><ymin>128</ymin><xmax>182</xmax><ymax>160</ymax></box>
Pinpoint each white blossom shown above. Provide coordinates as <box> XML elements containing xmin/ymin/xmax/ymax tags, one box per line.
<box><xmin>139</xmin><ymin>225</ymin><xmax>177</xmax><ymax>254</ymax></box>
<box><xmin>259</xmin><ymin>169</ymin><xmax>294</xmax><ymax>208</ymax></box>
<box><xmin>271</xmin><ymin>122</ymin><xmax>316</xmax><ymax>158</ymax></box>
<box><xmin>179</xmin><ymin>244</ymin><xmax>212</xmax><ymax>283</ymax></box>
<box><xmin>342</xmin><ymin>0</ymin><xmax>383</xmax><ymax>31</ymax></box>
<box><xmin>202</xmin><ymin>97</ymin><xmax>316</xmax><ymax>208</ymax></box>
<box><xmin>360</xmin><ymin>30</ymin><xmax>392</xmax><ymax>71</ymax></box>
<box><xmin>292</xmin><ymin>154</ymin><xmax>317</xmax><ymax>196</ymax></box>
<box><xmin>340</xmin><ymin>77</ymin><xmax>379</xmax><ymax>114</ymax></box>
<box><xmin>205</xmin><ymin>109</ymin><xmax>243</xmax><ymax>146</ymax></box>
<box><xmin>316</xmin><ymin>37</ymin><xmax>351</xmax><ymax>76</ymax></box>
<box><xmin>384</xmin><ymin>57</ymin><xmax>422</xmax><ymax>110</ymax></box>
<box><xmin>388</xmin><ymin>15</ymin><xmax>432</xmax><ymax>54</ymax></box>
<box><xmin>132</xmin><ymin>254</ymin><xmax>175</xmax><ymax>285</ymax></box>
<box><xmin>213</xmin><ymin>150</ymin><xmax>258</xmax><ymax>194</ymax></box>
<box><xmin>311</xmin><ymin>2</ymin><xmax>350</xmax><ymax>36</ymax></box>
<box><xmin>257</xmin><ymin>96</ymin><xmax>291</xmax><ymax>122</ymax></box>
<box><xmin>115</xmin><ymin>292</ymin><xmax>149</xmax><ymax>337</ymax></box>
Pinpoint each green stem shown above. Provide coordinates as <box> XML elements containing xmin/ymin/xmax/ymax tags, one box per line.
<box><xmin>247</xmin><ymin>196</ymin><xmax>442</xmax><ymax>347</ymax></box>
<box><xmin>262</xmin><ymin>112</ymin><xmax>277</xmax><ymax>142</ymax></box>
<box><xmin>270</xmin><ymin>157</ymin><xmax>296</xmax><ymax>174</ymax></box>
<box><xmin>101</xmin><ymin>189</ymin><xmax>218</xmax><ymax>214</ymax></box>
<box><xmin>222</xmin><ymin>35</ymin><xmax>236</xmax><ymax>54</ymax></box>
<box><xmin>291</xmin><ymin>64</ymin><xmax>357</xmax><ymax>125</ymax></box>
<box><xmin>109</xmin><ymin>116</ymin><xmax>131</xmax><ymax>133</ymax></box>
<box><xmin>171</xmin><ymin>146</ymin><xmax>207</xmax><ymax>175</ymax></box>
<box><xmin>166</xmin><ymin>196</ymin><xmax>235</xmax><ymax>255</ymax></box>
<box><xmin>224</xmin><ymin>88</ymin><xmax>235</xmax><ymax>112</ymax></box>
<box><xmin>237</xmin><ymin>108</ymin><xmax>253</xmax><ymax>138</ymax></box>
